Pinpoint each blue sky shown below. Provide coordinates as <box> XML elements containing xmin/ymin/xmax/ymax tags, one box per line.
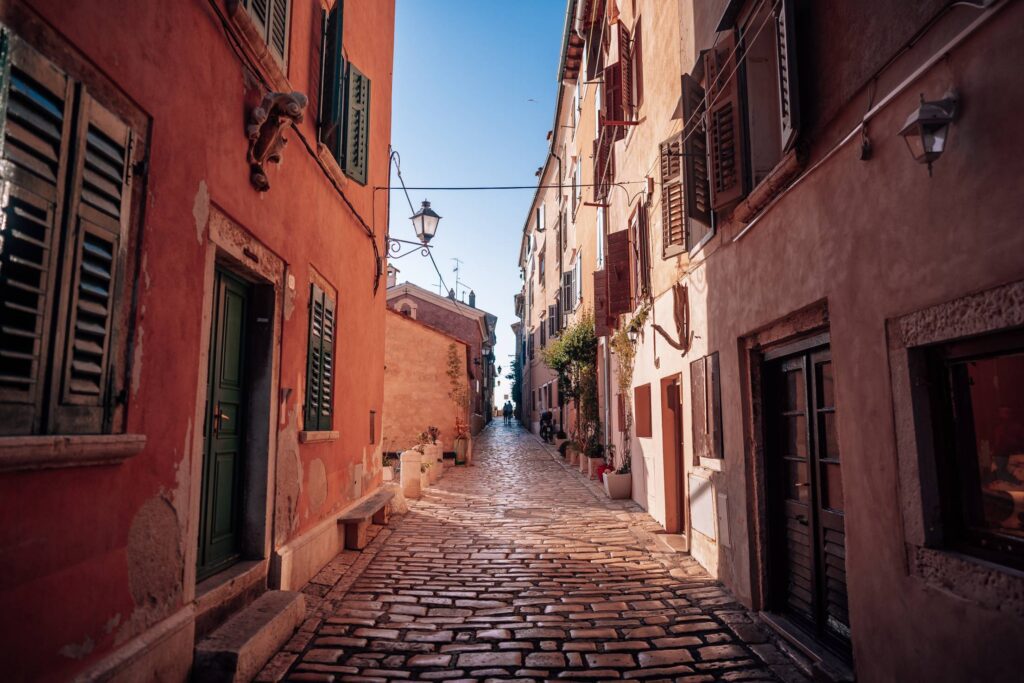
<box><xmin>389</xmin><ymin>0</ymin><xmax>567</xmax><ymax>401</ymax></box>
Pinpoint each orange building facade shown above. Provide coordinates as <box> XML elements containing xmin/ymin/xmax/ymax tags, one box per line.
<box><xmin>0</xmin><ymin>1</ymin><xmax>395</xmax><ymax>680</ymax></box>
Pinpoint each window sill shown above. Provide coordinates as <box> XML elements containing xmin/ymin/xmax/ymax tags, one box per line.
<box><xmin>226</xmin><ymin>1</ymin><xmax>290</xmax><ymax>92</ymax></box>
<box><xmin>299</xmin><ymin>430</ymin><xmax>339</xmax><ymax>444</ymax></box>
<box><xmin>909</xmin><ymin>545</ymin><xmax>1024</xmax><ymax>619</ymax></box>
<box><xmin>698</xmin><ymin>457</ymin><xmax>724</xmax><ymax>472</ymax></box>
<box><xmin>730</xmin><ymin>148</ymin><xmax>805</xmax><ymax>225</ymax></box>
<box><xmin>316</xmin><ymin>143</ymin><xmax>349</xmax><ymax>190</ymax></box>
<box><xmin>0</xmin><ymin>434</ymin><xmax>146</xmax><ymax>473</ymax></box>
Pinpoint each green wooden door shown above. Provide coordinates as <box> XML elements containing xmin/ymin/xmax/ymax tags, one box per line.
<box><xmin>198</xmin><ymin>269</ymin><xmax>249</xmax><ymax>580</ymax></box>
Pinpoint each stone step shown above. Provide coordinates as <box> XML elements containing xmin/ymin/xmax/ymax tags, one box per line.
<box><xmin>194</xmin><ymin>590</ymin><xmax>305</xmax><ymax>683</ymax></box>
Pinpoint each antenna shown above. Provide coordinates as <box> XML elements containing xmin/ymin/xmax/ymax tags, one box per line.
<box><xmin>451</xmin><ymin>257</ymin><xmax>464</xmax><ymax>300</ymax></box>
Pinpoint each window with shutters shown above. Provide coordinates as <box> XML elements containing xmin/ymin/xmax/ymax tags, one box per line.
<box><xmin>635</xmin><ymin>383</ymin><xmax>652</xmax><ymax>438</ymax></box>
<box><xmin>548</xmin><ymin>305</ymin><xmax>557</xmax><ymax>337</ymax></box>
<box><xmin>573</xmin><ymin>257</ymin><xmax>583</xmax><ymax>309</ymax></box>
<box><xmin>629</xmin><ymin>18</ymin><xmax>644</xmax><ymax>115</ymax></box>
<box><xmin>690</xmin><ymin>352</ymin><xmax>723</xmax><ymax>462</ymax></box>
<box><xmin>341</xmin><ymin>62</ymin><xmax>370</xmax><ymax>184</ymax></box>
<box><xmin>703</xmin><ymin>0</ymin><xmax>801</xmax><ymax>209</ymax></box>
<box><xmin>540</xmin><ymin>315</ymin><xmax>547</xmax><ymax>348</ymax></box>
<box><xmin>239</xmin><ymin>0</ymin><xmax>292</xmax><ymax>68</ymax></box>
<box><xmin>659</xmin><ymin>133</ymin><xmax>685</xmax><ymax>257</ymax></box>
<box><xmin>318</xmin><ymin>2</ymin><xmax>344</xmax><ymax>162</ymax></box>
<box><xmin>0</xmin><ymin>29</ymin><xmax>145</xmax><ymax>437</ymax></box>
<box><xmin>304</xmin><ymin>283</ymin><xmax>336</xmax><ymax>432</ymax></box>
<box><xmin>629</xmin><ymin>204</ymin><xmax>651</xmax><ymax>302</ymax></box>
<box><xmin>562</xmin><ymin>271</ymin><xmax>573</xmax><ymax>322</ymax></box>
<box><xmin>539</xmin><ymin>255</ymin><xmax>545</xmax><ymax>283</ymax></box>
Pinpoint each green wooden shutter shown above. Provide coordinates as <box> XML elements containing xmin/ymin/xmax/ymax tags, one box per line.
<box><xmin>50</xmin><ymin>90</ymin><xmax>132</xmax><ymax>434</ymax></box>
<box><xmin>305</xmin><ymin>283</ymin><xmax>325</xmax><ymax>429</ymax></box>
<box><xmin>0</xmin><ymin>34</ymin><xmax>74</xmax><ymax>435</ymax></box>
<box><xmin>319</xmin><ymin>2</ymin><xmax>345</xmax><ymax>161</ymax></box>
<box><xmin>319</xmin><ymin>292</ymin><xmax>336</xmax><ymax>429</ymax></box>
<box><xmin>342</xmin><ymin>63</ymin><xmax>370</xmax><ymax>184</ymax></box>
<box><xmin>268</xmin><ymin>0</ymin><xmax>290</xmax><ymax>64</ymax></box>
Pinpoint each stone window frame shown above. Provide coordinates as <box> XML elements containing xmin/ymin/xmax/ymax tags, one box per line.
<box><xmin>886</xmin><ymin>278</ymin><xmax>1024</xmax><ymax>619</ymax></box>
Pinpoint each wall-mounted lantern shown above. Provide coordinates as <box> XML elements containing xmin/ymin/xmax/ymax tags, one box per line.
<box><xmin>387</xmin><ymin>198</ymin><xmax>442</xmax><ymax>260</ymax></box>
<box><xmin>899</xmin><ymin>91</ymin><xmax>958</xmax><ymax>176</ymax></box>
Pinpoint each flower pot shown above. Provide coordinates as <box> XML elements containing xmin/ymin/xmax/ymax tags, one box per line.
<box><xmin>400</xmin><ymin>450</ymin><xmax>422</xmax><ymax>499</ymax></box>
<box><xmin>454</xmin><ymin>436</ymin><xmax>469</xmax><ymax>465</ymax></box>
<box><xmin>587</xmin><ymin>456</ymin><xmax>604</xmax><ymax>479</ymax></box>
<box><xmin>421</xmin><ymin>470</ymin><xmax>429</xmax><ymax>490</ymax></box>
<box><xmin>423</xmin><ymin>447</ymin><xmax>440</xmax><ymax>484</ymax></box>
<box><xmin>578</xmin><ymin>452</ymin><xmax>588</xmax><ymax>473</ymax></box>
<box><xmin>604</xmin><ymin>471</ymin><xmax>632</xmax><ymax>499</ymax></box>
<box><xmin>382</xmin><ymin>465</ymin><xmax>394</xmax><ymax>482</ymax></box>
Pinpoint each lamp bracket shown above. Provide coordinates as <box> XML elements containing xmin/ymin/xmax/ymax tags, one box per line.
<box><xmin>386</xmin><ymin>235</ymin><xmax>432</xmax><ymax>260</ymax></box>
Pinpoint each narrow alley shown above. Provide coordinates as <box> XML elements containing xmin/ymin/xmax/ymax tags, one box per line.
<box><xmin>258</xmin><ymin>426</ymin><xmax>804</xmax><ymax>682</ymax></box>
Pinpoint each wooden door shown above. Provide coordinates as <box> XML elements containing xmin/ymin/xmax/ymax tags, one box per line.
<box><xmin>765</xmin><ymin>345</ymin><xmax>850</xmax><ymax>656</ymax></box>
<box><xmin>661</xmin><ymin>376</ymin><xmax>685</xmax><ymax>533</ymax></box>
<box><xmin>198</xmin><ymin>269</ymin><xmax>249</xmax><ymax>580</ymax></box>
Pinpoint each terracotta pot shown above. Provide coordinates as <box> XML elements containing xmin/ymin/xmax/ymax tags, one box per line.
<box><xmin>382</xmin><ymin>465</ymin><xmax>394</xmax><ymax>482</ymax></box>
<box><xmin>604</xmin><ymin>471</ymin><xmax>632</xmax><ymax>499</ymax></box>
<box><xmin>587</xmin><ymin>456</ymin><xmax>604</xmax><ymax>479</ymax></box>
<box><xmin>400</xmin><ymin>450</ymin><xmax>422</xmax><ymax>499</ymax></box>
<box><xmin>578</xmin><ymin>452</ymin><xmax>588</xmax><ymax>473</ymax></box>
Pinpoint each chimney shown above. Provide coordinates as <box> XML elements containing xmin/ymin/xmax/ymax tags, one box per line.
<box><xmin>386</xmin><ymin>264</ymin><xmax>399</xmax><ymax>288</ymax></box>
<box><xmin>468</xmin><ymin>290</ymin><xmax>476</xmax><ymax>308</ymax></box>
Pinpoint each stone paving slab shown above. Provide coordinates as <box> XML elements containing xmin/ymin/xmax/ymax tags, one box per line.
<box><xmin>259</xmin><ymin>424</ymin><xmax>810</xmax><ymax>682</ymax></box>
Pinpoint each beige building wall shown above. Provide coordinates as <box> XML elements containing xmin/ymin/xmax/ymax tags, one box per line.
<box><xmin>382</xmin><ymin>311</ymin><xmax>470</xmax><ymax>454</ymax></box>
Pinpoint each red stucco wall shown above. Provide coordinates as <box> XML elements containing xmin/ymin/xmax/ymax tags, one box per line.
<box><xmin>0</xmin><ymin>1</ymin><xmax>395</xmax><ymax>679</ymax></box>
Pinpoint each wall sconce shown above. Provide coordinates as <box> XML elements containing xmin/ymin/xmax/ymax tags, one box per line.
<box><xmin>387</xmin><ymin>199</ymin><xmax>442</xmax><ymax>259</ymax></box>
<box><xmin>899</xmin><ymin>91</ymin><xmax>958</xmax><ymax>176</ymax></box>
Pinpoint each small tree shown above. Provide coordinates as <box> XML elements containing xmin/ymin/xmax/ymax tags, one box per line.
<box><xmin>447</xmin><ymin>343</ymin><xmax>470</xmax><ymax>438</ymax></box>
<box><xmin>542</xmin><ymin>311</ymin><xmax>600</xmax><ymax>454</ymax></box>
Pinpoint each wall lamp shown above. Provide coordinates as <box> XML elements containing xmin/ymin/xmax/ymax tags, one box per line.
<box><xmin>899</xmin><ymin>91</ymin><xmax>958</xmax><ymax>176</ymax></box>
<box><xmin>387</xmin><ymin>199</ymin><xmax>442</xmax><ymax>259</ymax></box>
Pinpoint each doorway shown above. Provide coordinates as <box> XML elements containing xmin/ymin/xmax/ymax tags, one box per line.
<box><xmin>661</xmin><ymin>375</ymin><xmax>685</xmax><ymax>534</ymax></box>
<box><xmin>763</xmin><ymin>342</ymin><xmax>850</xmax><ymax>658</ymax></box>
<box><xmin>197</xmin><ymin>268</ymin><xmax>250</xmax><ymax>581</ymax></box>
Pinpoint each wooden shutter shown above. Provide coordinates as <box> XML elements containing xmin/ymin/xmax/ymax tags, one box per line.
<box><xmin>602</xmin><ymin>64</ymin><xmax>624</xmax><ymax>140</ymax></box>
<box><xmin>319</xmin><ymin>292</ymin><xmax>336</xmax><ymax>429</ymax></box>
<box><xmin>634</xmin><ymin>204</ymin><xmax>651</xmax><ymax>299</ymax></box>
<box><xmin>707</xmin><ymin>351</ymin><xmax>723</xmax><ymax>458</ymax></box>
<box><xmin>548</xmin><ymin>304</ymin><xmax>557</xmax><ymax>336</ymax></box>
<box><xmin>634</xmin><ymin>383</ymin><xmax>652</xmax><ymax>437</ymax></box>
<box><xmin>660</xmin><ymin>133</ymin><xmax>684</xmax><ymax>257</ymax></box>
<box><xmin>245</xmin><ymin>0</ymin><xmax>271</xmax><ymax>44</ymax></box>
<box><xmin>593</xmin><ymin>131</ymin><xmax>614</xmax><ymax>203</ymax></box>
<box><xmin>593</xmin><ymin>269</ymin><xmax>610</xmax><ymax>338</ymax></box>
<box><xmin>631</xmin><ymin>19</ymin><xmax>643</xmax><ymax>110</ymax></box>
<box><xmin>540</xmin><ymin>317</ymin><xmax>546</xmax><ymax>348</ymax></box>
<box><xmin>562</xmin><ymin>271</ymin><xmax>572</xmax><ymax>316</ymax></box>
<box><xmin>704</xmin><ymin>31</ymin><xmax>746</xmax><ymax>209</ymax></box>
<box><xmin>268</xmin><ymin>0</ymin><xmax>291</xmax><ymax>64</ymax></box>
<box><xmin>607</xmin><ymin>229</ymin><xmax>631</xmax><ymax>317</ymax></box>
<box><xmin>690</xmin><ymin>356</ymin><xmax>708</xmax><ymax>459</ymax></box>
<box><xmin>319</xmin><ymin>3</ymin><xmax>345</xmax><ymax>160</ymax></box>
<box><xmin>0</xmin><ymin>34</ymin><xmax>73</xmax><ymax>433</ymax></box>
<box><xmin>681</xmin><ymin>73</ymin><xmax>712</xmax><ymax>239</ymax></box>
<box><xmin>617</xmin><ymin>22</ymin><xmax>632</xmax><ymax>120</ymax></box>
<box><xmin>50</xmin><ymin>90</ymin><xmax>132</xmax><ymax>433</ymax></box>
<box><xmin>776</xmin><ymin>0</ymin><xmax>801</xmax><ymax>151</ymax></box>
<box><xmin>342</xmin><ymin>63</ymin><xmax>370</xmax><ymax>184</ymax></box>
<box><xmin>305</xmin><ymin>284</ymin><xmax>325</xmax><ymax>429</ymax></box>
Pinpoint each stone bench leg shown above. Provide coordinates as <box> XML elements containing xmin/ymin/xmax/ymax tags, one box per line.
<box><xmin>372</xmin><ymin>504</ymin><xmax>390</xmax><ymax>526</ymax></box>
<box><xmin>344</xmin><ymin>519</ymin><xmax>370</xmax><ymax>550</ymax></box>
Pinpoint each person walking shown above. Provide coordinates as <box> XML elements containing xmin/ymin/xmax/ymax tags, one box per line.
<box><xmin>502</xmin><ymin>401</ymin><xmax>513</xmax><ymax>425</ymax></box>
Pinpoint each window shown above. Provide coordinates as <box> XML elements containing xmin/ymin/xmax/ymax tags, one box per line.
<box><xmin>528</xmin><ymin>332</ymin><xmax>535</xmax><ymax>360</ymax></box>
<box><xmin>318</xmin><ymin>2</ymin><xmax>371</xmax><ymax>185</ymax></box>
<box><xmin>539</xmin><ymin>255</ymin><xmax>545</xmax><ymax>283</ymax></box>
<box><xmin>540</xmin><ymin>315</ymin><xmax>547</xmax><ymax>348</ymax></box>
<box><xmin>571</xmin><ymin>161</ymin><xmax>580</xmax><ymax>215</ymax></box>
<box><xmin>548</xmin><ymin>305</ymin><xmax>558</xmax><ymax>337</ymax></box>
<box><xmin>629</xmin><ymin>204</ymin><xmax>651</xmax><ymax>302</ymax></box>
<box><xmin>927</xmin><ymin>329</ymin><xmax>1024</xmax><ymax>569</ymax></box>
<box><xmin>305</xmin><ymin>284</ymin><xmax>337</xmax><ymax>431</ymax></box>
<box><xmin>629</xmin><ymin>18</ymin><xmax>644</xmax><ymax>115</ymax></box>
<box><xmin>536</xmin><ymin>202</ymin><xmax>545</xmax><ymax>234</ymax></box>
<box><xmin>0</xmin><ymin>30</ymin><xmax>144</xmax><ymax>437</ymax></box>
<box><xmin>635</xmin><ymin>383</ymin><xmax>652</xmax><ymax>437</ymax></box>
<box><xmin>573</xmin><ymin>79</ymin><xmax>580</xmax><ymax>130</ymax></box>
<box><xmin>573</xmin><ymin>257</ymin><xmax>583</xmax><ymax>309</ymax></box>
<box><xmin>660</xmin><ymin>133</ymin><xmax>685</xmax><ymax>257</ymax></box>
<box><xmin>690</xmin><ymin>353</ymin><xmax>723</xmax><ymax>461</ymax></box>
<box><xmin>595</xmin><ymin>207</ymin><xmax>605</xmax><ymax>268</ymax></box>
<box><xmin>703</xmin><ymin>0</ymin><xmax>800</xmax><ymax>208</ymax></box>
<box><xmin>240</xmin><ymin>0</ymin><xmax>291</xmax><ymax>67</ymax></box>
<box><xmin>562</xmin><ymin>272</ymin><xmax>573</xmax><ymax>322</ymax></box>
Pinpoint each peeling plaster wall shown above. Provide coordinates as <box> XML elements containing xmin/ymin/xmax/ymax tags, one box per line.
<box><xmin>0</xmin><ymin>0</ymin><xmax>395</xmax><ymax>680</ymax></box>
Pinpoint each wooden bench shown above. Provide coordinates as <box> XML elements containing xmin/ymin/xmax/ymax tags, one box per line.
<box><xmin>338</xmin><ymin>485</ymin><xmax>397</xmax><ymax>550</ymax></box>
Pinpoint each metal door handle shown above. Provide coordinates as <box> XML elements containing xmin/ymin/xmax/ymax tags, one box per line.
<box><xmin>214</xmin><ymin>403</ymin><xmax>229</xmax><ymax>434</ymax></box>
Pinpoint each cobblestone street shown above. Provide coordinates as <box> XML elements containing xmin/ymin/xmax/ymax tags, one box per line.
<box><xmin>259</xmin><ymin>425</ymin><xmax>808</xmax><ymax>682</ymax></box>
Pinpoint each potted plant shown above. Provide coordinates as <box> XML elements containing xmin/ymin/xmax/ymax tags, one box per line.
<box><xmin>447</xmin><ymin>344</ymin><xmax>472</xmax><ymax>465</ymax></box>
<box><xmin>453</xmin><ymin>417</ymin><xmax>470</xmax><ymax>465</ymax></box>
<box><xmin>382</xmin><ymin>452</ymin><xmax>398</xmax><ymax>482</ymax></box>
<box><xmin>585</xmin><ymin>439</ymin><xmax>605</xmax><ymax>479</ymax></box>
<box><xmin>598</xmin><ymin>456</ymin><xmax>630</xmax><ymax>499</ymax></box>
<box><xmin>420</xmin><ymin>461</ymin><xmax>430</xmax><ymax>490</ymax></box>
<box><xmin>555</xmin><ymin>429</ymin><xmax>568</xmax><ymax>451</ymax></box>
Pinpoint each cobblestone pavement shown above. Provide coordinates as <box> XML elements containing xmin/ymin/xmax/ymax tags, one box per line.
<box><xmin>259</xmin><ymin>424</ymin><xmax>809</xmax><ymax>682</ymax></box>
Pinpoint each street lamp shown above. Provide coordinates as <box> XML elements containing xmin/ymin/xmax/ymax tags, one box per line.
<box><xmin>410</xmin><ymin>200</ymin><xmax>441</xmax><ymax>245</ymax></box>
<box><xmin>899</xmin><ymin>92</ymin><xmax>958</xmax><ymax>176</ymax></box>
<box><xmin>387</xmin><ymin>198</ymin><xmax>442</xmax><ymax>260</ymax></box>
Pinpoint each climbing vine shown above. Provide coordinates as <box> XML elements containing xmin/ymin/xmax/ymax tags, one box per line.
<box><xmin>447</xmin><ymin>343</ymin><xmax>470</xmax><ymax>438</ymax></box>
<box><xmin>608</xmin><ymin>303</ymin><xmax>650</xmax><ymax>472</ymax></box>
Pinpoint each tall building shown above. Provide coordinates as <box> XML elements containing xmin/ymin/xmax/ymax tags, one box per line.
<box><xmin>0</xmin><ymin>1</ymin><xmax>395</xmax><ymax>679</ymax></box>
